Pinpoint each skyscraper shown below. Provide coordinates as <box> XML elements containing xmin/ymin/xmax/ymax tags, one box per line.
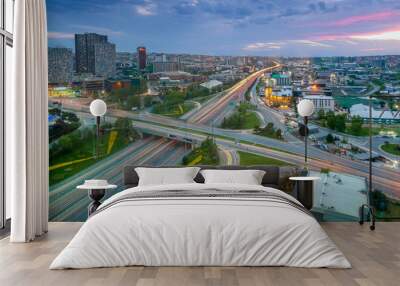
<box><xmin>93</xmin><ymin>42</ymin><xmax>116</xmax><ymax>78</ymax></box>
<box><xmin>75</xmin><ymin>33</ymin><xmax>116</xmax><ymax>78</ymax></box>
<box><xmin>48</xmin><ymin>47</ymin><xmax>73</xmax><ymax>84</ymax></box>
<box><xmin>137</xmin><ymin>46</ymin><xmax>147</xmax><ymax>70</ymax></box>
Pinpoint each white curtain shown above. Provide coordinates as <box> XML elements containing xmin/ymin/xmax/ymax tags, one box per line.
<box><xmin>8</xmin><ymin>0</ymin><xmax>49</xmax><ymax>242</ymax></box>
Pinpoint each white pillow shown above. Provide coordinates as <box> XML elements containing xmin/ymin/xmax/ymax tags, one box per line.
<box><xmin>200</xmin><ymin>169</ymin><xmax>266</xmax><ymax>185</ymax></box>
<box><xmin>135</xmin><ymin>167</ymin><xmax>201</xmax><ymax>186</ymax></box>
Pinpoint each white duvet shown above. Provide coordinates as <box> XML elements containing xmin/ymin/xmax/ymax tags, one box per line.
<box><xmin>50</xmin><ymin>183</ymin><xmax>351</xmax><ymax>269</ymax></box>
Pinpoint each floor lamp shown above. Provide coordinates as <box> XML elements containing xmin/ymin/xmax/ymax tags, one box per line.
<box><xmin>297</xmin><ymin>99</ymin><xmax>315</xmax><ymax>172</ymax></box>
<box><xmin>90</xmin><ymin>99</ymin><xmax>107</xmax><ymax>159</ymax></box>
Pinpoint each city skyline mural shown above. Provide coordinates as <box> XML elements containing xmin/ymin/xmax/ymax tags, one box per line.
<box><xmin>47</xmin><ymin>0</ymin><xmax>400</xmax><ymax>223</ymax></box>
<box><xmin>48</xmin><ymin>0</ymin><xmax>400</xmax><ymax>57</ymax></box>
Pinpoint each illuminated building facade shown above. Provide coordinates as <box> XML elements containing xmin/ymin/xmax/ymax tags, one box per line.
<box><xmin>137</xmin><ymin>46</ymin><xmax>147</xmax><ymax>70</ymax></box>
<box><xmin>265</xmin><ymin>86</ymin><xmax>293</xmax><ymax>109</ymax></box>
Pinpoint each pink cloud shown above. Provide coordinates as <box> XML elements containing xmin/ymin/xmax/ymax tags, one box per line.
<box><xmin>311</xmin><ymin>26</ymin><xmax>400</xmax><ymax>41</ymax></box>
<box><xmin>329</xmin><ymin>11</ymin><xmax>400</xmax><ymax>27</ymax></box>
<box><xmin>361</xmin><ymin>48</ymin><xmax>385</xmax><ymax>52</ymax></box>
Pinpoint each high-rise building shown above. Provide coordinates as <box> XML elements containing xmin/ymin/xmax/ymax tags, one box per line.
<box><xmin>48</xmin><ymin>47</ymin><xmax>73</xmax><ymax>84</ymax></box>
<box><xmin>75</xmin><ymin>33</ymin><xmax>106</xmax><ymax>74</ymax></box>
<box><xmin>94</xmin><ymin>42</ymin><xmax>116</xmax><ymax>78</ymax></box>
<box><xmin>137</xmin><ymin>46</ymin><xmax>147</xmax><ymax>70</ymax></box>
<box><xmin>75</xmin><ymin>33</ymin><xmax>116</xmax><ymax>78</ymax></box>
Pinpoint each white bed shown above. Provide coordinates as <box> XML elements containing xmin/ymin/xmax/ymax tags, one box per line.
<box><xmin>50</xmin><ymin>183</ymin><xmax>351</xmax><ymax>269</ymax></box>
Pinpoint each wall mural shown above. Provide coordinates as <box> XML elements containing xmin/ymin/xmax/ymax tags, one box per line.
<box><xmin>47</xmin><ymin>0</ymin><xmax>400</xmax><ymax>222</ymax></box>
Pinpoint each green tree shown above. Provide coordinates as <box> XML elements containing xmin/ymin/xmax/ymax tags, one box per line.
<box><xmin>114</xmin><ymin>118</ymin><xmax>138</xmax><ymax>144</ymax></box>
<box><xmin>245</xmin><ymin>90</ymin><xmax>251</xmax><ymax>101</ymax></box>
<box><xmin>58</xmin><ymin>136</ymin><xmax>73</xmax><ymax>152</ymax></box>
<box><xmin>317</xmin><ymin>109</ymin><xmax>325</xmax><ymax>120</ymax></box>
<box><xmin>275</xmin><ymin>129</ymin><xmax>283</xmax><ymax>140</ymax></box>
<box><xmin>182</xmin><ymin>137</ymin><xmax>218</xmax><ymax>165</ymax></box>
<box><xmin>326</xmin><ymin>111</ymin><xmax>336</xmax><ymax>130</ymax></box>
<box><xmin>371</xmin><ymin>191</ymin><xmax>388</xmax><ymax>212</ymax></box>
<box><xmin>335</xmin><ymin>114</ymin><xmax>346</xmax><ymax>132</ymax></box>
<box><xmin>126</xmin><ymin>95</ymin><xmax>141</xmax><ymax>110</ymax></box>
<box><xmin>350</xmin><ymin>116</ymin><xmax>363</xmax><ymax>135</ymax></box>
<box><xmin>326</xmin><ymin>133</ymin><xmax>334</xmax><ymax>143</ymax></box>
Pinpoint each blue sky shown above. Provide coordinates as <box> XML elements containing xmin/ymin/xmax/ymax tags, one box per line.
<box><xmin>47</xmin><ymin>0</ymin><xmax>400</xmax><ymax>56</ymax></box>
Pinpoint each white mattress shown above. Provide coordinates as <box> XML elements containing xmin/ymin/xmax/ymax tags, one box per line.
<box><xmin>50</xmin><ymin>183</ymin><xmax>351</xmax><ymax>269</ymax></box>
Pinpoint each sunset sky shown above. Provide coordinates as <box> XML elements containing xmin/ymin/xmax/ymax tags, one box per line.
<box><xmin>47</xmin><ymin>0</ymin><xmax>400</xmax><ymax>56</ymax></box>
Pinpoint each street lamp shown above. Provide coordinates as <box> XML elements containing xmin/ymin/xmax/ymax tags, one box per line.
<box><xmin>297</xmin><ymin>99</ymin><xmax>315</xmax><ymax>170</ymax></box>
<box><xmin>90</xmin><ymin>99</ymin><xmax>107</xmax><ymax>159</ymax></box>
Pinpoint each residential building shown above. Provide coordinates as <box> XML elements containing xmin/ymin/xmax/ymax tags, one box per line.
<box><xmin>200</xmin><ymin>80</ymin><xmax>223</xmax><ymax>90</ymax></box>
<box><xmin>159</xmin><ymin>77</ymin><xmax>180</xmax><ymax>88</ymax></box>
<box><xmin>75</xmin><ymin>33</ymin><xmax>116</xmax><ymax>78</ymax></box>
<box><xmin>271</xmin><ymin>73</ymin><xmax>291</xmax><ymax>86</ymax></box>
<box><xmin>75</xmin><ymin>33</ymin><xmax>107</xmax><ymax>73</ymax></box>
<box><xmin>93</xmin><ymin>42</ymin><xmax>116</xmax><ymax>78</ymax></box>
<box><xmin>48</xmin><ymin>47</ymin><xmax>73</xmax><ymax>84</ymax></box>
<box><xmin>303</xmin><ymin>95</ymin><xmax>335</xmax><ymax>112</ymax></box>
<box><xmin>82</xmin><ymin>77</ymin><xmax>105</xmax><ymax>97</ymax></box>
<box><xmin>153</xmin><ymin>61</ymin><xmax>180</xmax><ymax>73</ymax></box>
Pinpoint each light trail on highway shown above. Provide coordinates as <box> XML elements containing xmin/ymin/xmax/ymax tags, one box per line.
<box><xmin>188</xmin><ymin>62</ymin><xmax>281</xmax><ymax>124</ymax></box>
<box><xmin>49</xmin><ymin>60</ymin><xmax>400</xmax><ymax>221</ymax></box>
<box><xmin>55</xmin><ymin>96</ymin><xmax>400</xmax><ymax>197</ymax></box>
<box><xmin>50</xmin><ymin>138</ymin><xmax>188</xmax><ymax>221</ymax></box>
<box><xmin>129</xmin><ymin>120</ymin><xmax>400</xmax><ymax>196</ymax></box>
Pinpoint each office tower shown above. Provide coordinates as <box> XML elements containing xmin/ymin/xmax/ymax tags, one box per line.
<box><xmin>75</xmin><ymin>33</ymin><xmax>116</xmax><ymax>77</ymax></box>
<box><xmin>48</xmin><ymin>47</ymin><xmax>73</xmax><ymax>84</ymax></box>
<box><xmin>137</xmin><ymin>46</ymin><xmax>147</xmax><ymax>70</ymax></box>
<box><xmin>94</xmin><ymin>42</ymin><xmax>116</xmax><ymax>78</ymax></box>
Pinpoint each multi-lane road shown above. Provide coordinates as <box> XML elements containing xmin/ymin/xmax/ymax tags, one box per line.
<box><xmin>49</xmin><ymin>63</ymin><xmax>282</xmax><ymax>221</ymax></box>
<box><xmin>55</xmin><ymin>101</ymin><xmax>400</xmax><ymax>196</ymax></box>
<box><xmin>128</xmin><ymin>120</ymin><xmax>400</xmax><ymax>194</ymax></box>
<box><xmin>50</xmin><ymin>137</ymin><xmax>190</xmax><ymax>221</ymax></box>
<box><xmin>49</xmin><ymin>61</ymin><xmax>400</xmax><ymax>221</ymax></box>
<box><xmin>188</xmin><ymin>63</ymin><xmax>281</xmax><ymax>124</ymax></box>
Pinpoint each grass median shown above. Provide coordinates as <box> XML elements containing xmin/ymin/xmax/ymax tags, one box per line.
<box><xmin>238</xmin><ymin>151</ymin><xmax>292</xmax><ymax>166</ymax></box>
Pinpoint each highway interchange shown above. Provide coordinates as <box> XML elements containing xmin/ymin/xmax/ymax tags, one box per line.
<box><xmin>49</xmin><ymin>62</ymin><xmax>400</xmax><ymax>221</ymax></box>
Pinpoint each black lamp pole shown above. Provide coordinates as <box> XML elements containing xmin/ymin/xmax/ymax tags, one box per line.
<box><xmin>368</xmin><ymin>96</ymin><xmax>372</xmax><ymax>194</ymax></box>
<box><xmin>96</xmin><ymin>116</ymin><xmax>100</xmax><ymax>160</ymax></box>
<box><xmin>361</xmin><ymin>94</ymin><xmax>400</xmax><ymax>229</ymax></box>
<box><xmin>304</xmin><ymin>116</ymin><xmax>308</xmax><ymax>165</ymax></box>
<box><xmin>359</xmin><ymin>94</ymin><xmax>376</xmax><ymax>230</ymax></box>
<box><xmin>90</xmin><ymin>99</ymin><xmax>107</xmax><ymax>160</ymax></box>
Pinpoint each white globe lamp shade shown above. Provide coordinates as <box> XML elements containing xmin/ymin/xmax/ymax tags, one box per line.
<box><xmin>297</xmin><ymin>99</ymin><xmax>315</xmax><ymax>117</ymax></box>
<box><xmin>90</xmin><ymin>99</ymin><xmax>107</xmax><ymax>117</ymax></box>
